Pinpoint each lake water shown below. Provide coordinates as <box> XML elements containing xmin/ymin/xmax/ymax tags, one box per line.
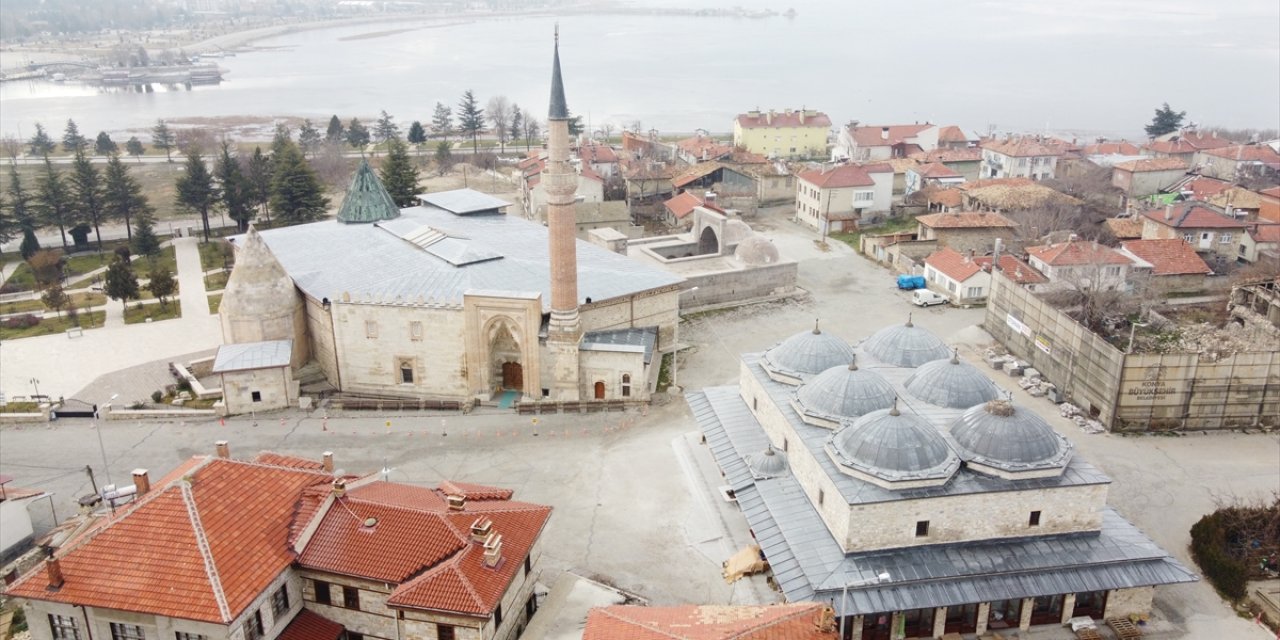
<box><xmin>2</xmin><ymin>0</ymin><xmax>1278</xmax><ymax>143</ymax></box>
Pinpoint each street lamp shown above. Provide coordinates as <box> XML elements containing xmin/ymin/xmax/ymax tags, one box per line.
<box><xmin>96</xmin><ymin>393</ymin><xmax>119</xmax><ymax>487</ymax></box>
<box><xmin>839</xmin><ymin>571</ymin><xmax>891</xmax><ymax>638</ymax></box>
<box><xmin>29</xmin><ymin>378</ymin><xmax>40</xmax><ymax>398</ymax></box>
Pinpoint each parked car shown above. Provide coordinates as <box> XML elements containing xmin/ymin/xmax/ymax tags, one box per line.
<box><xmin>912</xmin><ymin>289</ymin><xmax>948</xmax><ymax>307</ymax></box>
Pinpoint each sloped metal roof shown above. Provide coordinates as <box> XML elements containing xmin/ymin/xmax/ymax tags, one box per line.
<box><xmin>212</xmin><ymin>340</ymin><xmax>293</xmax><ymax>373</ymax></box>
<box><xmin>581</xmin><ymin>327</ymin><xmax>658</xmax><ymax>365</ymax></box>
<box><xmin>418</xmin><ymin>190</ymin><xmax>511</xmax><ymax>215</ymax></box>
<box><xmin>337</xmin><ymin>160</ymin><xmax>400</xmax><ymax>224</ymax></box>
<box><xmin>241</xmin><ymin>192</ymin><xmax>683</xmax><ymax>312</ymax></box>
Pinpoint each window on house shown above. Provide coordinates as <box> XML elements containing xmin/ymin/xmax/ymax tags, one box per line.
<box><xmin>1182</xmin><ymin>233</ymin><xmax>1195</xmax><ymax>243</ymax></box>
<box><xmin>344</xmin><ymin>633</ymin><xmax>364</xmax><ymax>640</ymax></box>
<box><xmin>621</xmin><ymin>374</ymin><xmax>631</xmax><ymax>397</ymax></box>
<box><xmin>782</xmin><ymin>437</ymin><xmax>788</xmax><ymax>452</ymax></box>
<box><xmin>251</xmin><ymin>391</ymin><xmax>262</xmax><ymax>403</ymax></box>
<box><xmin>48</xmin><ymin>615</ymin><xmax>80</xmax><ymax>640</ymax></box>
<box><xmin>343</xmin><ymin>585</ymin><xmax>360</xmax><ymax>610</ymax></box>
<box><xmin>966</xmin><ymin>286</ymin><xmax>984</xmax><ymax>298</ymax></box>
<box><xmin>241</xmin><ymin>612</ymin><xmax>264</xmax><ymax>640</ymax></box>
<box><xmin>817</xmin><ymin>488</ymin><xmax>824</xmax><ymax>506</ymax></box>
<box><xmin>437</xmin><ymin>625</ymin><xmax>456</xmax><ymax>640</ymax></box>
<box><xmin>175</xmin><ymin>634</ymin><xmax>209</xmax><ymax>640</ymax></box>
<box><xmin>271</xmin><ymin>584</ymin><xmax>290</xmax><ymax>617</ymax></box>
<box><xmin>752</xmin><ymin>397</ymin><xmax>758</xmax><ymax>411</ymax></box>
<box><xmin>410</xmin><ymin>321</ymin><xmax>424</xmax><ymax>341</ymax></box>
<box><xmin>313</xmin><ymin>579</ymin><xmax>331</xmax><ymax>605</ymax></box>
<box><xmin>1029</xmin><ymin>510</ymin><xmax>1042</xmax><ymax>527</ymax></box>
<box><xmin>365</xmin><ymin>320</ymin><xmax>378</xmax><ymax>338</ymax></box>
<box><xmin>110</xmin><ymin>624</ymin><xmax>146</xmax><ymax>640</ymax></box>
<box><xmin>495</xmin><ymin>604</ymin><xmax>504</xmax><ymax>628</ymax></box>
<box><xmin>1219</xmin><ymin>233</ymin><xmax>1233</xmax><ymax>244</ymax></box>
<box><xmin>400</xmin><ymin>360</ymin><xmax>414</xmax><ymax>384</ymax></box>
<box><xmin>1105</xmin><ymin>266</ymin><xmax>1121</xmax><ymax>277</ymax></box>
<box><xmin>915</xmin><ymin>520</ymin><xmax>930</xmax><ymax>537</ymax></box>
<box><xmin>525</xmin><ymin>554</ymin><xmax>532</xmax><ymax>576</ymax></box>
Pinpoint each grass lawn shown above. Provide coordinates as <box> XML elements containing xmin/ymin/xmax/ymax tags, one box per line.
<box><xmin>124</xmin><ymin>302</ymin><xmax>182</xmax><ymax>324</ymax></box>
<box><xmin>199</xmin><ymin>240</ymin><xmax>235</xmax><ymax>272</ymax></box>
<box><xmin>3</xmin><ymin>262</ymin><xmax>36</xmax><ymax>291</ymax></box>
<box><xmin>204</xmin><ymin>270</ymin><xmax>231</xmax><ymax>291</ymax></box>
<box><xmin>0</xmin><ymin>291</ymin><xmax>107</xmax><ymax>315</ymax></box>
<box><xmin>831</xmin><ymin>215</ymin><xmax>920</xmax><ymax>252</ymax></box>
<box><xmin>0</xmin><ymin>162</ymin><xmax>184</xmax><ymax>220</ymax></box>
<box><xmin>208</xmin><ymin>293</ymin><xmax>222</xmax><ymax>314</ymax></box>
<box><xmin>0</xmin><ymin>401</ymin><xmax>41</xmax><ymax>413</ymax></box>
<box><xmin>64</xmin><ymin>246</ymin><xmax>177</xmax><ymax>288</ymax></box>
<box><xmin>0</xmin><ymin>311</ymin><xmax>106</xmax><ymax>340</ymax></box>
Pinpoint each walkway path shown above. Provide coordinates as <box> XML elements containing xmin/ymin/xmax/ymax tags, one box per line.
<box><xmin>173</xmin><ymin>238</ymin><xmax>210</xmax><ymax>319</ymax></box>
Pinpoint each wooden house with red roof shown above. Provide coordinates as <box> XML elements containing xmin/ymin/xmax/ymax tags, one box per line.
<box><xmin>914</xmin><ymin>211</ymin><xmax>1017</xmax><ymax>256</ymax></box>
<box><xmin>5</xmin><ymin>444</ymin><xmax>550</xmax><ymax>640</ymax></box>
<box><xmin>923</xmin><ymin>247</ymin><xmax>991</xmax><ymax>305</ymax></box>
<box><xmin>1118</xmin><ymin>239</ymin><xmax>1214</xmax><ymax>293</ymax></box>
<box><xmin>1139</xmin><ymin>202</ymin><xmax>1248</xmax><ymax>260</ymax></box>
<box><xmin>1142</xmin><ymin>129</ymin><xmax>1232</xmax><ymax>162</ymax></box>
<box><xmin>1240</xmin><ymin>222</ymin><xmax>1280</xmax><ymax>264</ymax></box>
<box><xmin>1026</xmin><ymin>239</ymin><xmax>1135</xmax><ymax>292</ymax></box>
<box><xmin>834</xmin><ymin>123</ymin><xmax>939</xmax><ymax>163</ymax></box>
<box><xmin>1192</xmin><ymin>144</ymin><xmax>1280</xmax><ymax>181</ymax></box>
<box><xmin>585</xmin><ymin>603</ymin><xmax>837</xmax><ymax>639</ymax></box>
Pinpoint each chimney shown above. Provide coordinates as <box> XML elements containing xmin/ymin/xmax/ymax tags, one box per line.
<box><xmin>1069</xmin><ymin>233</ymin><xmax>1079</xmax><ymax>242</ymax></box>
<box><xmin>447</xmin><ymin>494</ymin><xmax>466</xmax><ymax>511</ymax></box>
<box><xmin>483</xmin><ymin>533</ymin><xmax>504</xmax><ymax>568</ymax></box>
<box><xmin>470</xmin><ymin>517</ymin><xmax>493</xmax><ymax>543</ymax></box>
<box><xmin>881</xmin><ymin>127</ymin><xmax>890</xmax><ymax>141</ymax></box>
<box><xmin>799</xmin><ymin>111</ymin><xmax>806</xmax><ymax>125</ymax></box>
<box><xmin>131</xmin><ymin>469</ymin><xmax>150</xmax><ymax>496</ymax></box>
<box><xmin>45</xmin><ymin>557</ymin><xmax>64</xmax><ymax>589</ymax></box>
<box><xmin>331</xmin><ymin>478</ymin><xmax>346</xmax><ymax>498</ymax></box>
<box><xmin>705</xmin><ymin>191</ymin><xmax>717</xmax><ymax>204</ymax></box>
<box><xmin>1165</xmin><ymin>204</ymin><xmax>1173</xmax><ymax>221</ymax></box>
<box><xmin>322</xmin><ymin>452</ymin><xmax>334</xmax><ymax>473</ymax></box>
<box><xmin>215</xmin><ymin>440</ymin><xmax>230</xmax><ymax>459</ymax></box>
<box><xmin>767</xmin><ymin>110</ymin><xmax>774</xmax><ymax>125</ymax></box>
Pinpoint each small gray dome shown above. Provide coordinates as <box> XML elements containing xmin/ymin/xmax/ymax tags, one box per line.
<box><xmin>905</xmin><ymin>351</ymin><xmax>1001</xmax><ymax>409</ymax></box>
<box><xmin>950</xmin><ymin>400</ymin><xmax>1073</xmax><ymax>475</ymax></box>
<box><xmin>733</xmin><ymin>235</ymin><xmax>780</xmax><ymax>265</ymax></box>
<box><xmin>828</xmin><ymin>403</ymin><xmax>959</xmax><ymax>485</ymax></box>
<box><xmin>745</xmin><ymin>447</ymin><xmax>788</xmax><ymax>479</ymax></box>
<box><xmin>861</xmin><ymin>316</ymin><xmax>951</xmax><ymax>368</ymax></box>
<box><xmin>796</xmin><ymin>357</ymin><xmax>896</xmax><ymax>423</ymax></box>
<box><xmin>724</xmin><ymin>219</ymin><xmax>753</xmax><ymax>244</ymax></box>
<box><xmin>762</xmin><ymin>322</ymin><xmax>855</xmax><ymax>384</ymax></box>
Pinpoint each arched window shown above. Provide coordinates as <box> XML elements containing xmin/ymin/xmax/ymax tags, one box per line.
<box><xmin>400</xmin><ymin>360</ymin><xmax>414</xmax><ymax>384</ymax></box>
<box><xmin>621</xmin><ymin>374</ymin><xmax>632</xmax><ymax>398</ymax></box>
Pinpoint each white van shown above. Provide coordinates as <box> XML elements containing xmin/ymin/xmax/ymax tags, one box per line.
<box><xmin>912</xmin><ymin>289</ymin><xmax>948</xmax><ymax>307</ymax></box>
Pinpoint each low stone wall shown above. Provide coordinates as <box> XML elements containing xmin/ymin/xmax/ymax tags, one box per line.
<box><xmin>678</xmin><ymin>262</ymin><xmax>799</xmax><ymax>310</ymax></box>
<box><xmin>104</xmin><ymin>408</ymin><xmax>218</xmax><ymax>421</ymax></box>
<box><xmin>0</xmin><ymin>411</ymin><xmax>49</xmax><ymax>424</ymax></box>
<box><xmin>170</xmin><ymin>361</ymin><xmax>222</xmax><ymax>400</ymax></box>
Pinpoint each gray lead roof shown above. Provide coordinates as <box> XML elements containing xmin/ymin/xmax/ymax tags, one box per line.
<box><xmin>212</xmin><ymin>340</ymin><xmax>292</xmax><ymax>373</ymax></box>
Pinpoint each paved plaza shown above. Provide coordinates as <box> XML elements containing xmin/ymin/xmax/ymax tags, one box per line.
<box><xmin>1</xmin><ymin>215</ymin><xmax>1276</xmax><ymax>639</ymax></box>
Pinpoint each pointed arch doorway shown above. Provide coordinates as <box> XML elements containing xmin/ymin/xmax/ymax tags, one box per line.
<box><xmin>489</xmin><ymin>320</ymin><xmax>524</xmax><ymax>393</ymax></box>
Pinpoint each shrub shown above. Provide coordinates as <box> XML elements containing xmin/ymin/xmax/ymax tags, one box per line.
<box><xmin>1191</xmin><ymin>512</ymin><xmax>1250</xmax><ymax>601</ymax></box>
<box><xmin>151</xmin><ymin>390</ymin><xmax>163</xmax><ymax>404</ymax></box>
<box><xmin>1</xmin><ymin>314</ymin><xmax>41</xmax><ymax>329</ymax></box>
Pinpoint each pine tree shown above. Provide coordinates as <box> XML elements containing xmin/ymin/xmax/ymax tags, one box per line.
<box><xmin>509</xmin><ymin>107</ymin><xmax>523</xmax><ymax>147</ymax></box>
<box><xmin>407</xmin><ymin>121</ymin><xmax>427</xmax><ymax>154</ymax></box>
<box><xmin>63</xmin><ymin>119</ymin><xmax>89</xmax><ymax>154</ymax></box>
<box><xmin>346</xmin><ymin>118</ymin><xmax>371</xmax><ymax>151</ymax></box>
<box><xmin>269</xmin><ymin>140</ymin><xmax>329</xmax><ymax>225</ymax></box>
<box><xmin>132</xmin><ymin>211</ymin><xmax>161</xmax><ymax>259</ymax></box>
<box><xmin>271</xmin><ymin>123</ymin><xmax>293</xmax><ymax>156</ymax></box>
<box><xmin>374</xmin><ymin>110</ymin><xmax>400</xmax><ymax>145</ymax></box>
<box><xmin>434</xmin><ymin>141</ymin><xmax>454</xmax><ymax>176</ymax></box>
<box><xmin>457</xmin><ymin>90</ymin><xmax>485</xmax><ymax>154</ymax></box>
<box><xmin>4</xmin><ymin>164</ymin><xmax>37</xmax><ymax>251</ymax></box>
<box><xmin>28</xmin><ymin>123</ymin><xmax>55</xmax><ymax>158</ymax></box>
<box><xmin>104</xmin><ymin>255</ymin><xmax>140</xmax><ymax>303</ymax></box>
<box><xmin>326</xmin><ymin>115</ymin><xmax>345</xmax><ymax>143</ymax></box>
<box><xmin>36</xmin><ymin>158</ymin><xmax>74</xmax><ymax>249</ymax></box>
<box><xmin>380</xmin><ymin>139</ymin><xmax>420</xmax><ymax>208</ymax></box>
<box><xmin>567</xmin><ymin>112</ymin><xmax>585</xmax><ymax>139</ymax></box>
<box><xmin>125</xmin><ymin>136</ymin><xmax>146</xmax><ymax>162</ymax></box>
<box><xmin>146</xmin><ymin>267</ymin><xmax>177</xmax><ymax>309</ymax></box>
<box><xmin>431</xmin><ymin>102</ymin><xmax>452</xmax><ymax>141</ymax></box>
<box><xmin>94</xmin><ymin>131</ymin><xmax>118</xmax><ymax>155</ymax></box>
<box><xmin>215</xmin><ymin>140</ymin><xmax>253</xmax><ymax>232</ymax></box>
<box><xmin>1145</xmin><ymin>103</ymin><xmax>1187</xmax><ymax>138</ymax></box>
<box><xmin>70</xmin><ymin>150</ymin><xmax>107</xmax><ymax>250</ymax></box>
<box><xmin>298</xmin><ymin>119</ymin><xmax>322</xmax><ymax>158</ymax></box>
<box><xmin>152</xmin><ymin>119</ymin><xmax>176</xmax><ymax>163</ymax></box>
<box><xmin>245</xmin><ymin>146</ymin><xmax>273</xmax><ymax>225</ymax></box>
<box><xmin>102</xmin><ymin>153</ymin><xmax>152</xmax><ymax>242</ymax></box>
<box><xmin>175</xmin><ymin>150</ymin><xmax>219</xmax><ymax>242</ymax></box>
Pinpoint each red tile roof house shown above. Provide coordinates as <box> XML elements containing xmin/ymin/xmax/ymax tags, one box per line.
<box><xmin>5</xmin><ymin>444</ymin><xmax>551</xmax><ymax>640</ymax></box>
<box><xmin>980</xmin><ymin>137</ymin><xmax>1062</xmax><ymax>180</ymax></box>
<box><xmin>663</xmin><ymin>190</ymin><xmax>705</xmax><ymax>229</ymax></box>
<box><xmin>909</xmin><ymin>147</ymin><xmax>983</xmax><ymax>181</ymax></box>
<box><xmin>794</xmin><ymin>164</ymin><xmax>893</xmax><ymax>233</ymax></box>
<box><xmin>1260</xmin><ymin>186</ymin><xmax>1280</xmax><ymax>223</ymax></box>
<box><xmin>578</xmin><ymin>142</ymin><xmax>620</xmax><ymax>178</ymax></box>
<box><xmin>904</xmin><ymin>162</ymin><xmax>965</xmax><ymax>198</ymax></box>
<box><xmin>914</xmin><ymin>211</ymin><xmax>1018</xmax><ymax>256</ymax></box>
<box><xmin>1110</xmin><ymin>157</ymin><xmax>1189</xmax><ymax>197</ymax></box>
<box><xmin>1139</xmin><ymin>202</ymin><xmax>1249</xmax><ymax>261</ymax></box>
<box><xmin>1142</xmin><ymin>130</ymin><xmax>1232</xmax><ymax>162</ymax></box>
<box><xmin>1192</xmin><ymin>144</ymin><xmax>1280</xmax><ymax>181</ymax></box>
<box><xmin>1239</xmin><ymin>222</ymin><xmax>1280</xmax><ymax>264</ymax></box>
<box><xmin>923</xmin><ymin>247</ymin><xmax>993</xmax><ymax>305</ymax></box>
<box><xmin>834</xmin><ymin>123</ymin><xmax>939</xmax><ymax>162</ymax></box>
<box><xmin>974</xmin><ymin>254</ymin><xmax>1049</xmax><ymax>289</ymax></box>
<box><xmin>1026</xmin><ymin>239</ymin><xmax>1135</xmax><ymax>293</ymax></box>
<box><xmin>584</xmin><ymin>603</ymin><xmax>838</xmax><ymax>639</ymax></box>
<box><xmin>1118</xmin><ymin>239</ymin><xmax>1214</xmax><ymax>294</ymax></box>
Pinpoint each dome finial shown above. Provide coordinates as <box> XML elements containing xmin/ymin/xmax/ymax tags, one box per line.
<box><xmin>813</xmin><ymin>318</ymin><xmax>821</xmax><ymax>335</ymax></box>
<box><xmin>889</xmin><ymin>396</ymin><xmax>900</xmax><ymax>416</ymax></box>
<box><xmin>905</xmin><ymin>312</ymin><xmax>914</xmax><ymax>328</ymax></box>
<box><xmin>951</xmin><ymin>347</ymin><xmax>960</xmax><ymax>364</ymax></box>
<box><xmin>848</xmin><ymin>354</ymin><xmax>858</xmax><ymax>371</ymax></box>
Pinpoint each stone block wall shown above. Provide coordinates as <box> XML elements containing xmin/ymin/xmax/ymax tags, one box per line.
<box><xmin>677</xmin><ymin>262</ymin><xmax>799</xmax><ymax>310</ymax></box>
<box><xmin>1104</xmin><ymin>586</ymin><xmax>1155</xmax><ymax>619</ymax></box>
<box><xmin>331</xmin><ymin>302</ymin><xmax>470</xmax><ymax>400</ymax></box>
<box><xmin>221</xmin><ymin>366</ymin><xmax>294</xmax><ymax>416</ymax></box>
<box><xmin>581</xmin><ymin>286</ymin><xmax>680</xmax><ymax>351</ymax></box>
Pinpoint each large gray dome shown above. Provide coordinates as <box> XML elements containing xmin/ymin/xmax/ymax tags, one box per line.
<box><xmin>827</xmin><ymin>404</ymin><xmax>959</xmax><ymax>487</ymax></box>
<box><xmin>949</xmin><ymin>400</ymin><xmax>1073</xmax><ymax>477</ymax></box>
<box><xmin>861</xmin><ymin>317</ymin><xmax>951</xmax><ymax>368</ymax></box>
<box><xmin>762</xmin><ymin>322</ymin><xmax>855</xmax><ymax>384</ymax></box>
<box><xmin>905</xmin><ymin>352</ymin><xmax>1001</xmax><ymax>409</ymax></box>
<box><xmin>795</xmin><ymin>357</ymin><xmax>896</xmax><ymax>425</ymax></box>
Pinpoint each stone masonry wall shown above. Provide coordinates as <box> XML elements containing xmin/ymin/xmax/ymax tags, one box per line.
<box><xmin>677</xmin><ymin>262</ymin><xmax>798</xmax><ymax>310</ymax></box>
<box><xmin>1104</xmin><ymin>586</ymin><xmax>1155</xmax><ymax>619</ymax></box>
<box><xmin>331</xmin><ymin>302</ymin><xmax>469</xmax><ymax>400</ymax></box>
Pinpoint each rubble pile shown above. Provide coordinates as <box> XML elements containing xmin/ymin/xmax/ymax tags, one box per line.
<box><xmin>1134</xmin><ymin>320</ymin><xmax>1272</xmax><ymax>359</ymax></box>
<box><xmin>1058</xmin><ymin>402</ymin><xmax>1106</xmax><ymax>434</ymax></box>
<box><xmin>983</xmin><ymin>348</ymin><xmax>1104</xmax><ymax>434</ymax></box>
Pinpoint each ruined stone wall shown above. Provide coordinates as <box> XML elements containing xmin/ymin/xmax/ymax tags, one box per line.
<box><xmin>677</xmin><ymin>262</ymin><xmax>798</xmax><ymax>310</ymax></box>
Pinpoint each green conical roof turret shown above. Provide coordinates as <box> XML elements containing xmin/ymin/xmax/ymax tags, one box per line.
<box><xmin>337</xmin><ymin>159</ymin><xmax>402</xmax><ymax>224</ymax></box>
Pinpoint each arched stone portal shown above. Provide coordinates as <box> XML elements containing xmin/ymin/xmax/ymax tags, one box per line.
<box><xmin>488</xmin><ymin>319</ymin><xmax>523</xmax><ymax>392</ymax></box>
<box><xmin>698</xmin><ymin>226</ymin><xmax>719</xmax><ymax>255</ymax></box>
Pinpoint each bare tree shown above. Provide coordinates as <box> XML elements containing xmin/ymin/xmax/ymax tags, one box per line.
<box><xmin>487</xmin><ymin>96</ymin><xmax>511</xmax><ymax>153</ymax></box>
<box><xmin>521</xmin><ymin>108</ymin><xmax>540</xmax><ymax>152</ymax></box>
<box><xmin>0</xmin><ymin>135</ymin><xmax>21</xmax><ymax>164</ymax></box>
<box><xmin>600</xmin><ymin>122</ymin><xmax>615</xmax><ymax>144</ymax></box>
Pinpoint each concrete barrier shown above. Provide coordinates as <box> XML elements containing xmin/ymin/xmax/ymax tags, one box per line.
<box><xmin>103</xmin><ymin>407</ymin><xmax>218</xmax><ymax>421</ymax></box>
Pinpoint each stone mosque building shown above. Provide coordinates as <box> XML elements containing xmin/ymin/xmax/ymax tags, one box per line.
<box><xmin>690</xmin><ymin>319</ymin><xmax>1195</xmax><ymax>639</ymax></box>
<box><xmin>215</xmin><ymin>34</ymin><xmax>682</xmax><ymax>414</ymax></box>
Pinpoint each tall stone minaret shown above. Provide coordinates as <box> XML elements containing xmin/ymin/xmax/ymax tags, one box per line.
<box><xmin>544</xmin><ymin>26</ymin><xmax>582</xmax><ymax>401</ymax></box>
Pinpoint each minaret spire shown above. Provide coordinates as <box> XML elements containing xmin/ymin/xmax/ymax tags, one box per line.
<box><xmin>543</xmin><ymin>27</ymin><xmax>582</xmax><ymax>401</ymax></box>
<box><xmin>549</xmin><ymin>22</ymin><xmax>568</xmax><ymax>120</ymax></box>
